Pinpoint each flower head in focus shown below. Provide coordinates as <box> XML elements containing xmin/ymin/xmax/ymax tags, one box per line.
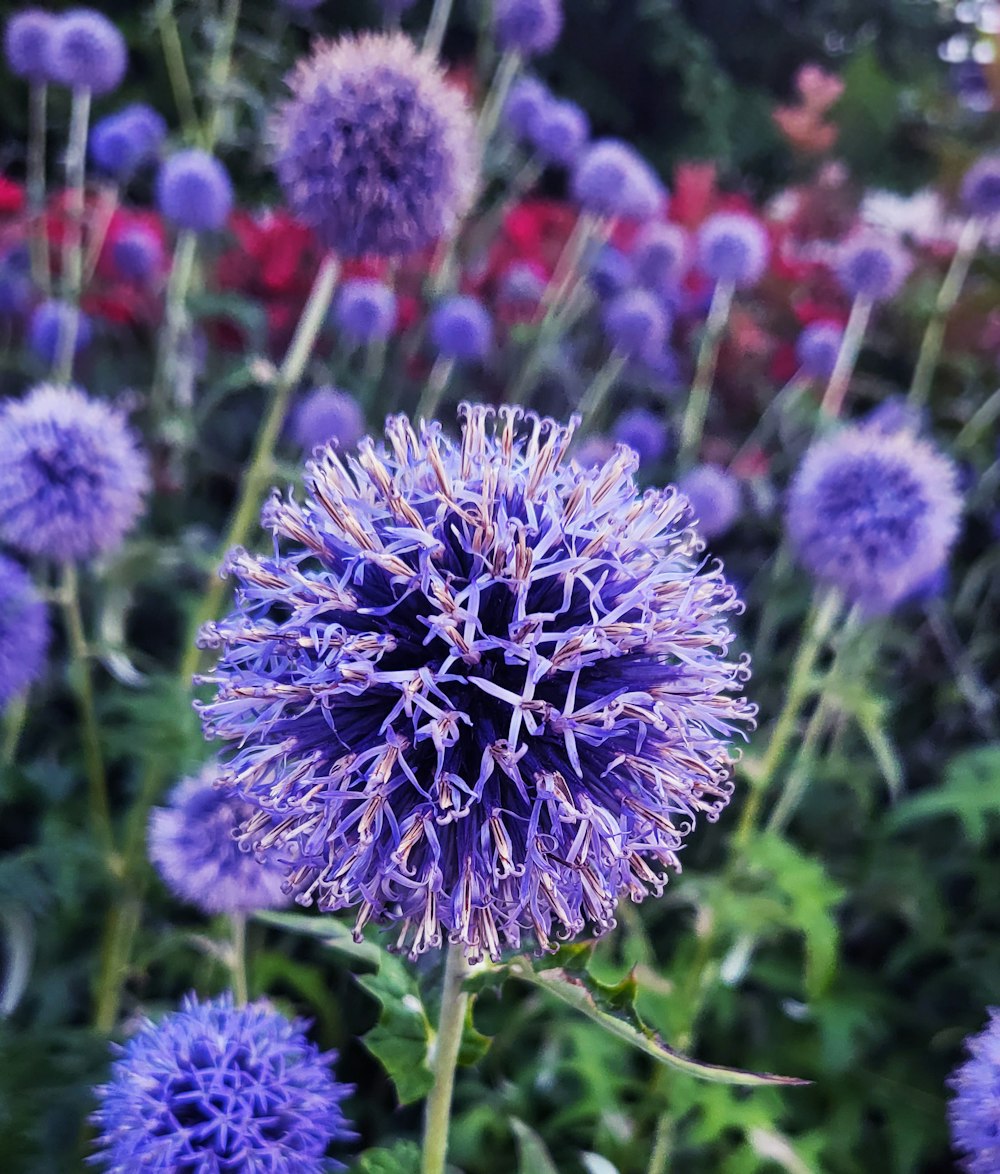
<box><xmin>0</xmin><ymin>553</ymin><xmax>48</xmax><ymax>708</ymax></box>
<box><xmin>697</xmin><ymin>212</ymin><xmax>770</xmax><ymax>288</ymax></box>
<box><xmin>197</xmin><ymin>406</ymin><xmax>754</xmax><ymax>961</ymax></box>
<box><xmin>157</xmin><ymin>150</ymin><xmax>233</xmax><ymax>233</ymax></box>
<box><xmin>49</xmin><ymin>8</ymin><xmax>127</xmax><ymax>95</ymax></box>
<box><xmin>0</xmin><ymin>383</ymin><xmax>149</xmax><ymax>562</ymax></box>
<box><xmin>494</xmin><ymin>0</ymin><xmax>564</xmax><ymax>57</ymax></box>
<box><xmin>91</xmin><ymin>993</ymin><xmax>356</xmax><ymax>1173</ymax></box>
<box><xmin>949</xmin><ymin>1009</ymin><xmax>1000</xmax><ymax>1174</ymax></box>
<box><xmin>292</xmin><ymin>387</ymin><xmax>366</xmax><ymax>454</ymax></box>
<box><xmin>272</xmin><ymin>33</ymin><xmax>478</xmax><ymax>258</ymax></box>
<box><xmin>572</xmin><ymin>140</ymin><xmax>665</xmax><ymax>222</ymax></box>
<box><xmin>4</xmin><ymin>9</ymin><xmax>57</xmax><ymax>83</ymax></box>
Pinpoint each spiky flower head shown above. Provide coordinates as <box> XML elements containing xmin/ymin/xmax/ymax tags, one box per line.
<box><xmin>5</xmin><ymin>9</ymin><xmax>57</xmax><ymax>83</ymax></box>
<box><xmin>503</xmin><ymin>75</ymin><xmax>550</xmax><ymax>140</ymax></box>
<box><xmin>528</xmin><ymin>97</ymin><xmax>589</xmax><ymax>167</ymax></box>
<box><xmin>678</xmin><ymin>464</ymin><xmax>742</xmax><ymax>541</ymax></box>
<box><xmin>960</xmin><ymin>154</ymin><xmax>1000</xmax><ymax>219</ymax></box>
<box><xmin>612</xmin><ymin>407</ymin><xmax>670</xmax><ymax>467</ymax></box>
<box><xmin>603</xmin><ymin>288</ymin><xmax>669</xmax><ymax>360</ymax></box>
<box><xmin>332</xmin><ymin>278</ymin><xmax>398</xmax><ymax>344</ymax></box>
<box><xmin>949</xmin><ymin>1009</ymin><xmax>1000</xmax><ymax>1174</ymax></box>
<box><xmin>429</xmin><ymin>295</ymin><xmax>494</xmax><ymax>362</ymax></box>
<box><xmin>697</xmin><ymin>212</ymin><xmax>770</xmax><ymax>288</ymax></box>
<box><xmin>795</xmin><ymin>320</ymin><xmax>843</xmax><ymax>380</ymax></box>
<box><xmin>149</xmin><ymin>764</ymin><xmax>292</xmax><ymax>916</ymax></box>
<box><xmin>28</xmin><ymin>299</ymin><xmax>92</xmax><ymax>365</ymax></box>
<box><xmin>836</xmin><ymin>231</ymin><xmax>911</xmax><ymax>302</ymax></box>
<box><xmin>90</xmin><ymin>993</ymin><xmax>356</xmax><ymax>1173</ymax></box>
<box><xmin>494</xmin><ymin>0</ymin><xmax>564</xmax><ymax>57</ymax></box>
<box><xmin>157</xmin><ymin>149</ymin><xmax>234</xmax><ymax>234</ymax></box>
<box><xmin>49</xmin><ymin>8</ymin><xmax>127</xmax><ymax>95</ymax></box>
<box><xmin>0</xmin><ymin>554</ymin><xmax>48</xmax><ymax>708</ymax></box>
<box><xmin>572</xmin><ymin>140</ymin><xmax>665</xmax><ymax>221</ymax></box>
<box><xmin>272</xmin><ymin>33</ymin><xmax>479</xmax><ymax>259</ymax></box>
<box><xmin>0</xmin><ymin>383</ymin><xmax>149</xmax><ymax>562</ymax></box>
<box><xmin>197</xmin><ymin>406</ymin><xmax>754</xmax><ymax>962</ymax></box>
<box><xmin>292</xmin><ymin>387</ymin><xmax>366</xmax><ymax>454</ymax></box>
<box><xmin>786</xmin><ymin>423</ymin><xmax>961</xmax><ymax>611</ymax></box>
<box><xmin>632</xmin><ymin>222</ymin><xmax>689</xmax><ymax>292</ymax></box>
<box><xmin>90</xmin><ymin>104</ymin><xmax>166</xmax><ymax>178</ymax></box>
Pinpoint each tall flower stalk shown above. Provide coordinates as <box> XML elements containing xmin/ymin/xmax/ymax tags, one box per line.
<box><xmin>677</xmin><ymin>279</ymin><xmax>734</xmax><ymax>471</ymax></box>
<box><xmin>421</xmin><ymin>947</ymin><xmax>471</xmax><ymax>1174</ymax></box>
<box><xmin>54</xmin><ymin>86</ymin><xmax>92</xmax><ymax>384</ymax></box>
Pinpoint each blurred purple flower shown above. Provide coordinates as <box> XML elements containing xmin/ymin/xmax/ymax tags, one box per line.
<box><xmin>4</xmin><ymin>9</ymin><xmax>57</xmax><ymax>83</ymax></box>
<box><xmin>529</xmin><ymin>97</ymin><xmax>589</xmax><ymax>167</ymax></box>
<box><xmin>949</xmin><ymin>1009</ymin><xmax>1000</xmax><ymax>1174</ymax></box>
<box><xmin>588</xmin><ymin>244</ymin><xmax>634</xmax><ymax>300</ymax></box>
<box><xmin>960</xmin><ymin>154</ymin><xmax>1000</xmax><ymax>219</ymax></box>
<box><xmin>111</xmin><ymin>226</ymin><xmax>163</xmax><ymax>283</ymax></box>
<box><xmin>697</xmin><ymin>212</ymin><xmax>770</xmax><ymax>288</ymax></box>
<box><xmin>836</xmin><ymin>232</ymin><xmax>911</xmax><ymax>302</ymax></box>
<box><xmin>572</xmin><ymin>140</ymin><xmax>665</xmax><ymax>221</ymax></box>
<box><xmin>603</xmin><ymin>288</ymin><xmax>669</xmax><ymax>360</ymax></box>
<box><xmin>612</xmin><ymin>407</ymin><xmax>670</xmax><ymax>466</ymax></box>
<box><xmin>90</xmin><ymin>104</ymin><xmax>166</xmax><ymax>178</ymax></box>
<box><xmin>795</xmin><ymin>320</ymin><xmax>843</xmax><ymax>380</ymax></box>
<box><xmin>332</xmin><ymin>278</ymin><xmax>398</xmax><ymax>344</ymax></box>
<box><xmin>291</xmin><ymin>387</ymin><xmax>366</xmax><ymax>454</ymax></box>
<box><xmin>157</xmin><ymin>150</ymin><xmax>233</xmax><ymax>233</ymax></box>
<box><xmin>632</xmin><ymin>222</ymin><xmax>689</xmax><ymax>292</ymax></box>
<box><xmin>503</xmin><ymin>75</ymin><xmax>550</xmax><ymax>140</ymax></box>
<box><xmin>28</xmin><ymin>299</ymin><xmax>92</xmax><ymax>365</ymax></box>
<box><xmin>0</xmin><ymin>553</ymin><xmax>48</xmax><ymax>708</ymax></box>
<box><xmin>678</xmin><ymin>464</ymin><xmax>742</xmax><ymax>541</ymax></box>
<box><xmin>494</xmin><ymin>0</ymin><xmax>563</xmax><ymax>57</ymax></box>
<box><xmin>49</xmin><ymin>9</ymin><xmax>126</xmax><ymax>95</ymax></box>
<box><xmin>429</xmin><ymin>295</ymin><xmax>493</xmax><ymax>361</ymax></box>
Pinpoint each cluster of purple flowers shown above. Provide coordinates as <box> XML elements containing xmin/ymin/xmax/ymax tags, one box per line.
<box><xmin>5</xmin><ymin>7</ymin><xmax>126</xmax><ymax>93</ymax></box>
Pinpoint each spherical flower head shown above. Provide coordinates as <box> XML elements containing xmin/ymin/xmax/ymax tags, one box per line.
<box><xmin>528</xmin><ymin>97</ymin><xmax>589</xmax><ymax>167</ymax></box>
<box><xmin>572</xmin><ymin>140</ymin><xmax>665</xmax><ymax>221</ymax></box>
<box><xmin>960</xmin><ymin>154</ymin><xmax>1000</xmax><ymax>219</ymax></box>
<box><xmin>498</xmin><ymin>259</ymin><xmax>547</xmax><ymax>305</ymax></box>
<box><xmin>0</xmin><ymin>251</ymin><xmax>32</xmax><ymax>317</ymax></box>
<box><xmin>49</xmin><ymin>9</ymin><xmax>127</xmax><ymax>95</ymax></box>
<box><xmin>612</xmin><ymin>407</ymin><xmax>670</xmax><ymax>466</ymax></box>
<box><xmin>494</xmin><ymin>0</ymin><xmax>563</xmax><ymax>57</ymax></box>
<box><xmin>0</xmin><ymin>554</ymin><xmax>48</xmax><ymax>708</ymax></box>
<box><xmin>429</xmin><ymin>295</ymin><xmax>493</xmax><ymax>362</ymax></box>
<box><xmin>632</xmin><ymin>222</ymin><xmax>689</xmax><ymax>292</ymax></box>
<box><xmin>91</xmin><ymin>992</ymin><xmax>356</xmax><ymax>1173</ymax></box>
<box><xmin>111</xmin><ymin>226</ymin><xmax>164</xmax><ymax>283</ymax></box>
<box><xmin>697</xmin><ymin>212</ymin><xmax>770</xmax><ymax>288</ymax></box>
<box><xmin>28</xmin><ymin>299</ymin><xmax>92</xmax><ymax>365</ymax></box>
<box><xmin>90</xmin><ymin>104</ymin><xmax>166</xmax><ymax>178</ymax></box>
<box><xmin>678</xmin><ymin>464</ymin><xmax>742</xmax><ymax>541</ymax></box>
<box><xmin>862</xmin><ymin>395</ymin><xmax>925</xmax><ymax>437</ymax></box>
<box><xmin>292</xmin><ymin>387</ymin><xmax>366</xmax><ymax>454</ymax></box>
<box><xmin>149</xmin><ymin>764</ymin><xmax>292</xmax><ymax>915</ymax></box>
<box><xmin>273</xmin><ymin>33</ymin><xmax>479</xmax><ymax>259</ymax></box>
<box><xmin>588</xmin><ymin>244</ymin><xmax>633</xmax><ymax>300</ymax></box>
<box><xmin>5</xmin><ymin>9</ymin><xmax>57</xmax><ymax>83</ymax></box>
<box><xmin>572</xmin><ymin>434</ymin><xmax>615</xmax><ymax>468</ymax></box>
<box><xmin>795</xmin><ymin>320</ymin><xmax>843</xmax><ymax>380</ymax></box>
<box><xmin>836</xmin><ymin>231</ymin><xmax>911</xmax><ymax>302</ymax></box>
<box><xmin>332</xmin><ymin>278</ymin><xmax>398</xmax><ymax>344</ymax></box>
<box><xmin>0</xmin><ymin>383</ymin><xmax>149</xmax><ymax>562</ymax></box>
<box><xmin>503</xmin><ymin>75</ymin><xmax>550</xmax><ymax>140</ymax></box>
<box><xmin>196</xmin><ymin>406</ymin><xmax>754</xmax><ymax>962</ymax></box>
<box><xmin>603</xmin><ymin>288</ymin><xmax>669</xmax><ymax>360</ymax></box>
<box><xmin>949</xmin><ymin>1009</ymin><xmax>1000</xmax><ymax>1173</ymax></box>
<box><xmin>786</xmin><ymin>424</ymin><xmax>962</xmax><ymax>611</ymax></box>
<box><xmin>157</xmin><ymin>150</ymin><xmax>234</xmax><ymax>234</ymax></box>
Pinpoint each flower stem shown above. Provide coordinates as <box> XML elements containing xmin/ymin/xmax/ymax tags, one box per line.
<box><xmin>156</xmin><ymin>0</ymin><xmax>200</xmax><ymax>139</ymax></box>
<box><xmin>2</xmin><ymin>694</ymin><xmax>28</xmax><ymax>767</ymax></box>
<box><xmin>423</xmin><ymin>0</ymin><xmax>455</xmax><ymax>58</ymax></box>
<box><xmin>27</xmin><ymin>82</ymin><xmax>50</xmax><ymax>294</ymax></box>
<box><xmin>819</xmin><ymin>294</ymin><xmax>872</xmax><ymax>419</ymax></box>
<box><xmin>421</xmin><ymin>943</ymin><xmax>470</xmax><ymax>1174</ymax></box>
<box><xmin>577</xmin><ymin>350</ymin><xmax>627</xmax><ymax>428</ymax></box>
<box><xmin>647</xmin><ymin>1112</ymin><xmax>674</xmax><ymax>1174</ymax></box>
<box><xmin>476</xmin><ymin>49</ymin><xmax>521</xmax><ymax>148</ymax></box>
<box><xmin>908</xmin><ymin>216</ymin><xmax>983</xmax><ymax>411</ymax></box>
<box><xmin>203</xmin><ymin>0</ymin><xmax>243</xmax><ymax>149</ymax></box>
<box><xmin>54</xmin><ymin>86</ymin><xmax>92</xmax><ymax>386</ymax></box>
<box><xmin>151</xmin><ymin>228</ymin><xmax>199</xmax><ymax>428</ymax></box>
<box><xmin>230</xmin><ymin>913</ymin><xmax>249</xmax><ymax>1006</ymax></box>
<box><xmin>677</xmin><ymin>279</ymin><xmax>734</xmax><ymax>472</ymax></box>
<box><xmin>416</xmin><ymin>357</ymin><xmax>456</xmax><ymax>422</ymax></box>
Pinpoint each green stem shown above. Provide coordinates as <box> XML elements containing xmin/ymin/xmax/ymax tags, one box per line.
<box><xmin>27</xmin><ymin>83</ymin><xmax>49</xmax><ymax>294</ymax></box>
<box><xmin>647</xmin><ymin>1111</ymin><xmax>674</xmax><ymax>1174</ymax></box>
<box><xmin>908</xmin><ymin>217</ymin><xmax>983</xmax><ymax>410</ymax></box>
<box><xmin>423</xmin><ymin>0</ymin><xmax>455</xmax><ymax>57</ymax></box>
<box><xmin>577</xmin><ymin>351</ymin><xmax>627</xmax><ymax>428</ymax></box>
<box><xmin>94</xmin><ymin>896</ymin><xmax>141</xmax><ymax>1032</ymax></box>
<box><xmin>819</xmin><ymin>294</ymin><xmax>872</xmax><ymax>419</ymax></box>
<box><xmin>476</xmin><ymin>50</ymin><xmax>521</xmax><ymax>148</ymax></box>
<box><xmin>203</xmin><ymin>0</ymin><xmax>243</xmax><ymax>149</ymax></box>
<box><xmin>421</xmin><ymin>944</ymin><xmax>470</xmax><ymax>1174</ymax></box>
<box><xmin>955</xmin><ymin>384</ymin><xmax>1000</xmax><ymax>451</ymax></box>
<box><xmin>230</xmin><ymin>913</ymin><xmax>249</xmax><ymax>1005</ymax></box>
<box><xmin>677</xmin><ymin>279</ymin><xmax>734</xmax><ymax>472</ymax></box>
<box><xmin>54</xmin><ymin>86</ymin><xmax>92</xmax><ymax>386</ymax></box>
<box><xmin>151</xmin><ymin>228</ymin><xmax>199</xmax><ymax>426</ymax></box>
<box><xmin>157</xmin><ymin>0</ymin><xmax>200</xmax><ymax>138</ymax></box>
<box><xmin>416</xmin><ymin>357</ymin><xmax>456</xmax><ymax>422</ymax></box>
<box><xmin>2</xmin><ymin>694</ymin><xmax>28</xmax><ymax>767</ymax></box>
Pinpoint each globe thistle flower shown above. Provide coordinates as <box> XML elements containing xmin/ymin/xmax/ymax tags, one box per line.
<box><xmin>0</xmin><ymin>554</ymin><xmax>48</xmax><ymax>708</ymax></box>
<box><xmin>678</xmin><ymin>464</ymin><xmax>742</xmax><ymax>541</ymax></box>
<box><xmin>429</xmin><ymin>295</ymin><xmax>493</xmax><ymax>362</ymax></box>
<box><xmin>197</xmin><ymin>406</ymin><xmax>754</xmax><ymax>962</ymax></box>
<box><xmin>332</xmin><ymin>278</ymin><xmax>398</xmax><ymax>344</ymax></box>
<box><xmin>612</xmin><ymin>407</ymin><xmax>670</xmax><ymax>467</ymax></box>
<box><xmin>498</xmin><ymin>260</ymin><xmax>547</xmax><ymax>307</ymax></box>
<box><xmin>603</xmin><ymin>288</ymin><xmax>669</xmax><ymax>360</ymax></box>
<box><xmin>960</xmin><ymin>154</ymin><xmax>1000</xmax><ymax>219</ymax></box>
<box><xmin>862</xmin><ymin>395</ymin><xmax>924</xmax><ymax>437</ymax></box>
<box><xmin>528</xmin><ymin>97</ymin><xmax>589</xmax><ymax>167</ymax></box>
<box><xmin>91</xmin><ymin>993</ymin><xmax>356</xmax><ymax>1173</ymax></box>
<box><xmin>632</xmin><ymin>222</ymin><xmax>689</xmax><ymax>292</ymax></box>
<box><xmin>572</xmin><ymin>140</ymin><xmax>665</xmax><ymax>221</ymax></box>
<box><xmin>157</xmin><ymin>150</ymin><xmax>234</xmax><ymax>234</ymax></box>
<box><xmin>494</xmin><ymin>0</ymin><xmax>564</xmax><ymax>58</ymax></box>
<box><xmin>588</xmin><ymin>244</ymin><xmax>634</xmax><ymax>300</ymax></box>
<box><xmin>292</xmin><ymin>387</ymin><xmax>366</xmax><ymax>454</ymax></box>
<box><xmin>697</xmin><ymin>212</ymin><xmax>770</xmax><ymax>288</ymax></box>
<box><xmin>280</xmin><ymin>0</ymin><xmax>324</xmax><ymax>10</ymax></box>
<box><xmin>786</xmin><ymin>424</ymin><xmax>962</xmax><ymax>611</ymax></box>
<box><xmin>503</xmin><ymin>75</ymin><xmax>550</xmax><ymax>140</ymax></box>
<box><xmin>49</xmin><ymin>9</ymin><xmax>127</xmax><ymax>95</ymax></box>
<box><xmin>836</xmin><ymin>232</ymin><xmax>911</xmax><ymax>302</ymax></box>
<box><xmin>0</xmin><ymin>250</ymin><xmax>33</xmax><ymax>318</ymax></box>
<box><xmin>0</xmin><ymin>383</ymin><xmax>149</xmax><ymax>562</ymax></box>
<box><xmin>795</xmin><ymin>320</ymin><xmax>843</xmax><ymax>380</ymax></box>
<box><xmin>111</xmin><ymin>226</ymin><xmax>164</xmax><ymax>283</ymax></box>
<box><xmin>28</xmin><ymin>299</ymin><xmax>92</xmax><ymax>365</ymax></box>
<box><xmin>949</xmin><ymin>1009</ymin><xmax>1000</xmax><ymax>1174</ymax></box>
<box><xmin>149</xmin><ymin>764</ymin><xmax>292</xmax><ymax>915</ymax></box>
<box><xmin>89</xmin><ymin>104</ymin><xmax>166</xmax><ymax>178</ymax></box>
<box><xmin>4</xmin><ymin>9</ymin><xmax>57</xmax><ymax>83</ymax></box>
<box><xmin>572</xmin><ymin>434</ymin><xmax>615</xmax><ymax>468</ymax></box>
<box><xmin>272</xmin><ymin>33</ymin><xmax>479</xmax><ymax>259</ymax></box>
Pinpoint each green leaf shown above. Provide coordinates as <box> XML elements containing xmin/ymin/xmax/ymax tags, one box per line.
<box><xmin>510</xmin><ymin>1118</ymin><xmax>560</xmax><ymax>1174</ymax></box>
<box><xmin>254</xmin><ymin>910</ymin><xmax>382</xmax><ymax>971</ymax></box>
<box><xmin>356</xmin><ymin>952</ymin><xmax>434</xmax><ymax>1105</ymax></box>
<box><xmin>351</xmin><ymin>1141</ymin><xmax>422</xmax><ymax>1174</ymax></box>
<box><xmin>887</xmin><ymin>744</ymin><xmax>1000</xmax><ymax>846</ymax></box>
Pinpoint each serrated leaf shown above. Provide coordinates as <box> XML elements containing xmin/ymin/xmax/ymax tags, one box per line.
<box><xmin>351</xmin><ymin>1141</ymin><xmax>422</xmax><ymax>1174</ymax></box>
<box><xmin>511</xmin><ymin>1118</ymin><xmax>560</xmax><ymax>1174</ymax></box>
<box><xmin>887</xmin><ymin>744</ymin><xmax>1000</xmax><ymax>846</ymax></box>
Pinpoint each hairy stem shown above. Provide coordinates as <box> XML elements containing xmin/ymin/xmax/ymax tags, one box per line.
<box><xmin>421</xmin><ymin>944</ymin><xmax>470</xmax><ymax>1174</ymax></box>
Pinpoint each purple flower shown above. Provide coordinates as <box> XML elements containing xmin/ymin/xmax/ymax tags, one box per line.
<box><xmin>273</xmin><ymin>33</ymin><xmax>478</xmax><ymax>259</ymax></box>
<box><xmin>949</xmin><ymin>1009</ymin><xmax>1000</xmax><ymax>1174</ymax></box>
<box><xmin>157</xmin><ymin>150</ymin><xmax>233</xmax><ymax>234</ymax></box>
<box><xmin>28</xmin><ymin>299</ymin><xmax>92</xmax><ymax>365</ymax></box>
<box><xmin>4</xmin><ymin>9</ymin><xmax>57</xmax><ymax>83</ymax></box>
<box><xmin>292</xmin><ymin>387</ymin><xmax>366</xmax><ymax>454</ymax></box>
<box><xmin>572</xmin><ymin>434</ymin><xmax>616</xmax><ymax>468</ymax></box>
<box><xmin>503</xmin><ymin>75</ymin><xmax>550</xmax><ymax>140</ymax></box>
<box><xmin>632</xmin><ymin>222</ymin><xmax>689</xmax><ymax>292</ymax></box>
<box><xmin>498</xmin><ymin>259</ymin><xmax>547</xmax><ymax>306</ymax></box>
<box><xmin>0</xmin><ymin>554</ymin><xmax>48</xmax><ymax>708</ymax></box>
<box><xmin>786</xmin><ymin>424</ymin><xmax>962</xmax><ymax>611</ymax></box>
<box><xmin>572</xmin><ymin>140</ymin><xmax>665</xmax><ymax>221</ymax></box>
<box><xmin>588</xmin><ymin>245</ymin><xmax>634</xmax><ymax>300</ymax></box>
<box><xmin>836</xmin><ymin>232</ymin><xmax>911</xmax><ymax>302</ymax></box>
<box><xmin>429</xmin><ymin>295</ymin><xmax>493</xmax><ymax>361</ymax></box>
<box><xmin>0</xmin><ymin>383</ymin><xmax>149</xmax><ymax>562</ymax></box>
<box><xmin>678</xmin><ymin>464</ymin><xmax>742</xmax><ymax>541</ymax></box>
<box><xmin>603</xmin><ymin>288</ymin><xmax>669</xmax><ymax>360</ymax></box>
<box><xmin>0</xmin><ymin>250</ymin><xmax>32</xmax><ymax>317</ymax></box>
<box><xmin>960</xmin><ymin>154</ymin><xmax>1000</xmax><ymax>219</ymax></box>
<box><xmin>612</xmin><ymin>407</ymin><xmax>670</xmax><ymax>466</ymax></box>
<box><xmin>528</xmin><ymin>97</ymin><xmax>589</xmax><ymax>167</ymax></box>
<box><xmin>149</xmin><ymin>764</ymin><xmax>292</xmax><ymax>915</ymax></box>
<box><xmin>196</xmin><ymin>407</ymin><xmax>754</xmax><ymax>961</ymax></box>
<box><xmin>795</xmin><ymin>320</ymin><xmax>843</xmax><ymax>380</ymax></box>
<box><xmin>111</xmin><ymin>226</ymin><xmax>164</xmax><ymax>283</ymax></box>
<box><xmin>332</xmin><ymin>278</ymin><xmax>398</xmax><ymax>344</ymax></box>
<box><xmin>494</xmin><ymin>0</ymin><xmax>563</xmax><ymax>57</ymax></box>
<box><xmin>91</xmin><ymin>993</ymin><xmax>356</xmax><ymax>1173</ymax></box>
<box><xmin>862</xmin><ymin>395</ymin><xmax>925</xmax><ymax>437</ymax></box>
<box><xmin>49</xmin><ymin>9</ymin><xmax>127</xmax><ymax>95</ymax></box>
<box><xmin>697</xmin><ymin>212</ymin><xmax>770</xmax><ymax>288</ymax></box>
<box><xmin>89</xmin><ymin>104</ymin><xmax>166</xmax><ymax>178</ymax></box>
